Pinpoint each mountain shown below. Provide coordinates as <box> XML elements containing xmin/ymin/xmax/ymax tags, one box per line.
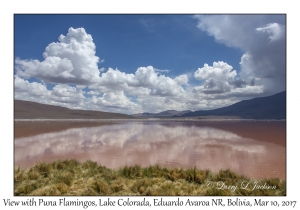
<box><xmin>132</xmin><ymin>110</ymin><xmax>191</xmax><ymax>118</ymax></box>
<box><xmin>180</xmin><ymin>91</ymin><xmax>286</xmax><ymax>119</ymax></box>
<box><xmin>14</xmin><ymin>100</ymin><xmax>136</xmax><ymax>119</ymax></box>
<box><xmin>157</xmin><ymin>110</ymin><xmax>192</xmax><ymax>116</ymax></box>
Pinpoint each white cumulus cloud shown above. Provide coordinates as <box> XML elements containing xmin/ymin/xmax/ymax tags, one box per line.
<box><xmin>194</xmin><ymin>61</ymin><xmax>237</xmax><ymax>81</ymax></box>
<box><xmin>14</xmin><ymin>20</ymin><xmax>285</xmax><ymax>115</ymax></box>
<box><xmin>174</xmin><ymin>74</ymin><xmax>189</xmax><ymax>86</ymax></box>
<box><xmin>15</xmin><ymin>27</ymin><xmax>102</xmax><ymax>85</ymax></box>
<box><xmin>90</xmin><ymin>91</ymin><xmax>143</xmax><ymax>113</ymax></box>
<box><xmin>194</xmin><ymin>15</ymin><xmax>286</xmax><ymax>95</ymax></box>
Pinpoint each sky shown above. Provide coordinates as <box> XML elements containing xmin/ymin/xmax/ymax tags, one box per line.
<box><xmin>14</xmin><ymin>14</ymin><xmax>286</xmax><ymax>114</ymax></box>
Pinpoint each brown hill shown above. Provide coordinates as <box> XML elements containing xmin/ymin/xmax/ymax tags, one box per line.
<box><xmin>14</xmin><ymin>100</ymin><xmax>136</xmax><ymax>119</ymax></box>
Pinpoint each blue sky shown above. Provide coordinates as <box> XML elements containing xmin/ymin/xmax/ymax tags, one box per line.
<box><xmin>14</xmin><ymin>14</ymin><xmax>286</xmax><ymax>114</ymax></box>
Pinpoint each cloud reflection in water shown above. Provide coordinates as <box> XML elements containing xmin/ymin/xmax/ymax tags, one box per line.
<box><xmin>15</xmin><ymin>122</ymin><xmax>285</xmax><ymax>179</ymax></box>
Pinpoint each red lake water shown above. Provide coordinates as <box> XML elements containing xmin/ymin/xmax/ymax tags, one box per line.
<box><xmin>14</xmin><ymin>120</ymin><xmax>286</xmax><ymax>179</ymax></box>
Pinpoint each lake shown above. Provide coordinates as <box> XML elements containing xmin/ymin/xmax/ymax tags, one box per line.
<box><xmin>14</xmin><ymin>120</ymin><xmax>286</xmax><ymax>179</ymax></box>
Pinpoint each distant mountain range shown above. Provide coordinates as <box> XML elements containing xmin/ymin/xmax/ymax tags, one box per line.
<box><xmin>132</xmin><ymin>110</ymin><xmax>191</xmax><ymax>118</ymax></box>
<box><xmin>180</xmin><ymin>91</ymin><xmax>286</xmax><ymax>119</ymax></box>
<box><xmin>14</xmin><ymin>100</ymin><xmax>135</xmax><ymax>119</ymax></box>
<box><xmin>14</xmin><ymin>91</ymin><xmax>286</xmax><ymax>120</ymax></box>
<box><xmin>132</xmin><ymin>91</ymin><xmax>286</xmax><ymax>119</ymax></box>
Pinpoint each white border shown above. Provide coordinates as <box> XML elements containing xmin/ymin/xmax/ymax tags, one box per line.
<box><xmin>2</xmin><ymin>0</ymin><xmax>299</xmax><ymax>209</ymax></box>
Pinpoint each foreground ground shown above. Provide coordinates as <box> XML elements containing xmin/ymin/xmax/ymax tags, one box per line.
<box><xmin>14</xmin><ymin>160</ymin><xmax>286</xmax><ymax>196</ymax></box>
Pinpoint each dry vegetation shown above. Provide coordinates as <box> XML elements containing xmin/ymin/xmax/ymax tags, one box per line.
<box><xmin>14</xmin><ymin>160</ymin><xmax>286</xmax><ymax>196</ymax></box>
